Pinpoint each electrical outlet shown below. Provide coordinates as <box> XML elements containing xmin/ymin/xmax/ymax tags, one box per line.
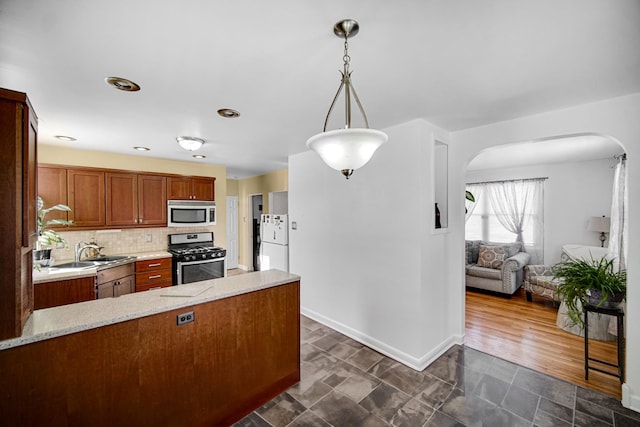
<box><xmin>145</xmin><ymin>234</ymin><xmax>153</xmax><ymax>243</ymax></box>
<box><xmin>177</xmin><ymin>311</ymin><xmax>195</xmax><ymax>325</ymax></box>
<box><xmin>291</xmin><ymin>221</ymin><xmax>297</xmax><ymax>230</ymax></box>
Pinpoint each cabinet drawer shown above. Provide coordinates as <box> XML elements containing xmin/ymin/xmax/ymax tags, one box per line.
<box><xmin>136</xmin><ymin>281</ymin><xmax>172</xmax><ymax>293</ymax></box>
<box><xmin>97</xmin><ymin>263</ymin><xmax>135</xmax><ymax>283</ymax></box>
<box><xmin>135</xmin><ymin>269</ymin><xmax>172</xmax><ymax>286</ymax></box>
<box><xmin>135</xmin><ymin>257</ymin><xmax>172</xmax><ymax>273</ymax></box>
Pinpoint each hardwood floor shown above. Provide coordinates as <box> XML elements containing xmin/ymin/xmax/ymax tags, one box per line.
<box><xmin>465</xmin><ymin>287</ymin><xmax>622</xmax><ymax>399</ymax></box>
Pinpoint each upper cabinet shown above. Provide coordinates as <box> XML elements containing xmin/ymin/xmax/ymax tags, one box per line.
<box><xmin>37</xmin><ymin>165</ymin><xmax>209</xmax><ymax>230</ymax></box>
<box><xmin>167</xmin><ymin>176</ymin><xmax>215</xmax><ymax>201</ymax></box>
<box><xmin>38</xmin><ymin>166</ymin><xmax>68</xmax><ymax>224</ymax></box>
<box><xmin>68</xmin><ymin>169</ymin><xmax>106</xmax><ymax>228</ymax></box>
<box><xmin>138</xmin><ymin>174</ymin><xmax>167</xmax><ymax>225</ymax></box>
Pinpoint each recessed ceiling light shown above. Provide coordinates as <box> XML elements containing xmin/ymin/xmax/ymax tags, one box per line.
<box><xmin>176</xmin><ymin>136</ymin><xmax>204</xmax><ymax>151</ymax></box>
<box><xmin>133</xmin><ymin>146</ymin><xmax>150</xmax><ymax>151</ymax></box>
<box><xmin>54</xmin><ymin>135</ymin><xmax>77</xmax><ymax>142</ymax></box>
<box><xmin>192</xmin><ymin>154</ymin><xmax>206</xmax><ymax>159</ymax></box>
<box><xmin>217</xmin><ymin>108</ymin><xmax>240</xmax><ymax>118</ymax></box>
<box><xmin>105</xmin><ymin>76</ymin><xmax>141</xmax><ymax>92</ymax></box>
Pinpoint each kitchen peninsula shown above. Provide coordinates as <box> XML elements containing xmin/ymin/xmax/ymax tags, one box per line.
<box><xmin>0</xmin><ymin>270</ymin><xmax>300</xmax><ymax>426</ymax></box>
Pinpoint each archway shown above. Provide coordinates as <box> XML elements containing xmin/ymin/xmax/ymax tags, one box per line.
<box><xmin>461</xmin><ymin>133</ymin><xmax>626</xmax><ymax>397</ymax></box>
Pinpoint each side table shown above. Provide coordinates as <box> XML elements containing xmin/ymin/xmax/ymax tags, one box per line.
<box><xmin>584</xmin><ymin>303</ymin><xmax>625</xmax><ymax>382</ymax></box>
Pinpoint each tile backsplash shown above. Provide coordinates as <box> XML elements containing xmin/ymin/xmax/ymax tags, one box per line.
<box><xmin>51</xmin><ymin>227</ymin><xmax>216</xmax><ymax>262</ymax></box>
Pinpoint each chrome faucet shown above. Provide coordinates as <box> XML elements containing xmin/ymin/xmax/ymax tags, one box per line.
<box><xmin>75</xmin><ymin>242</ymin><xmax>103</xmax><ymax>262</ymax></box>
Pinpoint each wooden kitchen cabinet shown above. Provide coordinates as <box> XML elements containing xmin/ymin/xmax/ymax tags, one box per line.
<box><xmin>105</xmin><ymin>173</ymin><xmax>167</xmax><ymax>227</ymax></box>
<box><xmin>106</xmin><ymin>172</ymin><xmax>138</xmax><ymax>226</ymax></box>
<box><xmin>167</xmin><ymin>176</ymin><xmax>215</xmax><ymax>200</ymax></box>
<box><xmin>37</xmin><ymin>166</ymin><xmax>68</xmax><ymax>224</ymax></box>
<box><xmin>138</xmin><ymin>174</ymin><xmax>167</xmax><ymax>225</ymax></box>
<box><xmin>67</xmin><ymin>169</ymin><xmax>106</xmax><ymax>227</ymax></box>
<box><xmin>34</xmin><ymin>276</ymin><xmax>96</xmax><ymax>309</ymax></box>
<box><xmin>97</xmin><ymin>263</ymin><xmax>135</xmax><ymax>298</ymax></box>
<box><xmin>135</xmin><ymin>257</ymin><xmax>173</xmax><ymax>291</ymax></box>
<box><xmin>0</xmin><ymin>88</ymin><xmax>37</xmax><ymax>339</ymax></box>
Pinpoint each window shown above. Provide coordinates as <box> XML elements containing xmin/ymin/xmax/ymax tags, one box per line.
<box><xmin>465</xmin><ymin>179</ymin><xmax>544</xmax><ymax>263</ymax></box>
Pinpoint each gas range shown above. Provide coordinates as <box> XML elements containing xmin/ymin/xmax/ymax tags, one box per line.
<box><xmin>168</xmin><ymin>232</ymin><xmax>226</xmax><ymax>262</ymax></box>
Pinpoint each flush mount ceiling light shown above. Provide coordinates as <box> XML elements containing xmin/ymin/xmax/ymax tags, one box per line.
<box><xmin>306</xmin><ymin>19</ymin><xmax>388</xmax><ymax>180</ymax></box>
<box><xmin>105</xmin><ymin>76</ymin><xmax>141</xmax><ymax>92</ymax></box>
<box><xmin>192</xmin><ymin>154</ymin><xmax>207</xmax><ymax>159</ymax></box>
<box><xmin>176</xmin><ymin>136</ymin><xmax>204</xmax><ymax>151</ymax></box>
<box><xmin>54</xmin><ymin>135</ymin><xmax>76</xmax><ymax>142</ymax></box>
<box><xmin>217</xmin><ymin>108</ymin><xmax>240</xmax><ymax>118</ymax></box>
<box><xmin>133</xmin><ymin>146</ymin><xmax>150</xmax><ymax>151</ymax></box>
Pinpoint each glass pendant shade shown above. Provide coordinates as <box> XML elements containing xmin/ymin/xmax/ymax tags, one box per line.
<box><xmin>306</xmin><ymin>128</ymin><xmax>388</xmax><ymax>175</ymax></box>
<box><xmin>176</xmin><ymin>136</ymin><xmax>204</xmax><ymax>151</ymax></box>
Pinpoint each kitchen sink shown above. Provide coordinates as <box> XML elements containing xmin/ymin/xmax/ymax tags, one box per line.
<box><xmin>88</xmin><ymin>255</ymin><xmax>132</xmax><ymax>262</ymax></box>
<box><xmin>51</xmin><ymin>261</ymin><xmax>96</xmax><ymax>269</ymax></box>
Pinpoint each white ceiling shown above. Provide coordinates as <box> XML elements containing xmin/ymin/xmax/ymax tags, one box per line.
<box><xmin>1</xmin><ymin>1</ymin><xmax>639</xmax><ymax>178</ymax></box>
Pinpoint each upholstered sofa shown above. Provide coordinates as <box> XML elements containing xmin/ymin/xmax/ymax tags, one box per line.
<box><xmin>465</xmin><ymin>240</ymin><xmax>531</xmax><ymax>296</ymax></box>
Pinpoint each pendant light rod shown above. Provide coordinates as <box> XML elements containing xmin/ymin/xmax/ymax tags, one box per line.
<box><xmin>322</xmin><ymin>19</ymin><xmax>370</xmax><ymax>132</ymax></box>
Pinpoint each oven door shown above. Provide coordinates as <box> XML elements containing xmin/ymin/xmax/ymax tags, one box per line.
<box><xmin>176</xmin><ymin>257</ymin><xmax>226</xmax><ymax>285</ymax></box>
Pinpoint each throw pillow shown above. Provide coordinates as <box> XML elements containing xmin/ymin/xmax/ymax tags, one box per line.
<box><xmin>477</xmin><ymin>245</ymin><xmax>507</xmax><ymax>269</ymax></box>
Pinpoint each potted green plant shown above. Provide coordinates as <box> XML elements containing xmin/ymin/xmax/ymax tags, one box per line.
<box><xmin>34</xmin><ymin>196</ymin><xmax>73</xmax><ymax>268</ymax></box>
<box><xmin>553</xmin><ymin>256</ymin><xmax>626</xmax><ymax>328</ymax></box>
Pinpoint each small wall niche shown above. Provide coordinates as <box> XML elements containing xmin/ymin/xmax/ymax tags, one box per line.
<box><xmin>433</xmin><ymin>139</ymin><xmax>448</xmax><ymax>230</ymax></box>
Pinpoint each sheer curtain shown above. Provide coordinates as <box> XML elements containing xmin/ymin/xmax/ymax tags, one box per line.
<box><xmin>465</xmin><ymin>178</ymin><xmax>544</xmax><ymax>263</ymax></box>
<box><xmin>608</xmin><ymin>154</ymin><xmax>628</xmax><ymax>271</ymax></box>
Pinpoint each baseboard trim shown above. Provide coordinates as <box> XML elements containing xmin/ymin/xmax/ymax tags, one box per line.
<box><xmin>622</xmin><ymin>383</ymin><xmax>640</xmax><ymax>411</ymax></box>
<box><xmin>301</xmin><ymin>306</ymin><xmax>464</xmax><ymax>371</ymax></box>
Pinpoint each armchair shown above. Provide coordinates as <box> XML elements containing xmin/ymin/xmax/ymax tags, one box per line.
<box><xmin>523</xmin><ymin>265</ymin><xmax>560</xmax><ymax>303</ymax></box>
<box><xmin>465</xmin><ymin>240</ymin><xmax>531</xmax><ymax>296</ymax></box>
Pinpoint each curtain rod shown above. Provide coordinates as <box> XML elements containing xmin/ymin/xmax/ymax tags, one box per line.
<box><xmin>467</xmin><ymin>177</ymin><xmax>548</xmax><ymax>186</ymax></box>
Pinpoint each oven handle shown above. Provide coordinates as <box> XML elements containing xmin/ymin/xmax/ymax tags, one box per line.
<box><xmin>176</xmin><ymin>257</ymin><xmax>225</xmax><ymax>267</ymax></box>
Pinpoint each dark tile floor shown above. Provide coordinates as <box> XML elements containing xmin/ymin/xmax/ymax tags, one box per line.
<box><xmin>234</xmin><ymin>316</ymin><xmax>640</xmax><ymax>427</ymax></box>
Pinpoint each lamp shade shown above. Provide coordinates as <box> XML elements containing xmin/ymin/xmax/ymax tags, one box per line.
<box><xmin>306</xmin><ymin>128</ymin><xmax>388</xmax><ymax>172</ymax></box>
<box><xmin>587</xmin><ymin>216</ymin><xmax>610</xmax><ymax>233</ymax></box>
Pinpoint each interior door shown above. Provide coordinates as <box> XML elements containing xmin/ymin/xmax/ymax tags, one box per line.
<box><xmin>226</xmin><ymin>196</ymin><xmax>239</xmax><ymax>269</ymax></box>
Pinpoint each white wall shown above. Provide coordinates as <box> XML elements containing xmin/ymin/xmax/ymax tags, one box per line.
<box><xmin>451</xmin><ymin>93</ymin><xmax>640</xmax><ymax>410</ymax></box>
<box><xmin>290</xmin><ymin>93</ymin><xmax>640</xmax><ymax>410</ymax></box>
<box><xmin>466</xmin><ymin>158</ymin><xmax>617</xmax><ymax>264</ymax></box>
<box><xmin>289</xmin><ymin>119</ymin><xmax>459</xmax><ymax>368</ymax></box>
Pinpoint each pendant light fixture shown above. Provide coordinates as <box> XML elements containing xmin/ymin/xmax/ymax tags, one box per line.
<box><xmin>306</xmin><ymin>19</ymin><xmax>388</xmax><ymax>179</ymax></box>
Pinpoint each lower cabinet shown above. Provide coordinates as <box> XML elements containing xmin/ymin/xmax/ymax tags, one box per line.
<box><xmin>97</xmin><ymin>263</ymin><xmax>135</xmax><ymax>299</ymax></box>
<box><xmin>34</xmin><ymin>276</ymin><xmax>96</xmax><ymax>309</ymax></box>
<box><xmin>135</xmin><ymin>257</ymin><xmax>172</xmax><ymax>292</ymax></box>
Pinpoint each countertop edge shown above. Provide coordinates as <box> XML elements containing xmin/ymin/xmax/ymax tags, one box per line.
<box><xmin>2</xmin><ymin>270</ymin><xmax>300</xmax><ymax>351</ymax></box>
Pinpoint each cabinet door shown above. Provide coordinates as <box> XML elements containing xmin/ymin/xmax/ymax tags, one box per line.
<box><xmin>138</xmin><ymin>174</ymin><xmax>167</xmax><ymax>225</ymax></box>
<box><xmin>114</xmin><ymin>275</ymin><xmax>135</xmax><ymax>297</ymax></box>
<box><xmin>23</xmin><ymin>106</ymin><xmax>38</xmax><ymax>248</ymax></box>
<box><xmin>34</xmin><ymin>276</ymin><xmax>96</xmax><ymax>309</ymax></box>
<box><xmin>106</xmin><ymin>172</ymin><xmax>138</xmax><ymax>226</ymax></box>
<box><xmin>167</xmin><ymin>176</ymin><xmax>192</xmax><ymax>200</ymax></box>
<box><xmin>97</xmin><ymin>281</ymin><xmax>114</xmax><ymax>299</ymax></box>
<box><xmin>192</xmin><ymin>178</ymin><xmax>214</xmax><ymax>201</ymax></box>
<box><xmin>68</xmin><ymin>169</ymin><xmax>105</xmax><ymax>227</ymax></box>
<box><xmin>37</xmin><ymin>166</ymin><xmax>68</xmax><ymax>225</ymax></box>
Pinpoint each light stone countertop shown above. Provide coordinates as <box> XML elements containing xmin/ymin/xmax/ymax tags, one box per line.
<box><xmin>2</xmin><ymin>269</ymin><xmax>300</xmax><ymax>351</ymax></box>
<box><xmin>33</xmin><ymin>250</ymin><xmax>172</xmax><ymax>284</ymax></box>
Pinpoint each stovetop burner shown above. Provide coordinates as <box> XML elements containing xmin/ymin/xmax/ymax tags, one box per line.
<box><xmin>168</xmin><ymin>232</ymin><xmax>226</xmax><ymax>261</ymax></box>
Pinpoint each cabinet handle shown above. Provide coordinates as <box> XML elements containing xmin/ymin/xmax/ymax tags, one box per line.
<box><xmin>149</xmin><ymin>275</ymin><xmax>161</xmax><ymax>280</ymax></box>
<box><xmin>148</xmin><ymin>263</ymin><xmax>161</xmax><ymax>267</ymax></box>
<box><xmin>134</xmin><ymin>219</ymin><xmax>138</xmax><ymax>224</ymax></box>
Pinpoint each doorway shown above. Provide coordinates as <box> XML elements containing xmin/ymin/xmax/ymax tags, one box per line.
<box><xmin>250</xmin><ymin>194</ymin><xmax>263</xmax><ymax>271</ymax></box>
<box><xmin>226</xmin><ymin>196</ymin><xmax>239</xmax><ymax>269</ymax></box>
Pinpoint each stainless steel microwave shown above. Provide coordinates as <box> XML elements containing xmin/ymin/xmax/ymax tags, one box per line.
<box><xmin>167</xmin><ymin>200</ymin><xmax>216</xmax><ymax>227</ymax></box>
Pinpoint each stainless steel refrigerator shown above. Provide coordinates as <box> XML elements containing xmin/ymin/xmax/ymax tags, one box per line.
<box><xmin>259</xmin><ymin>214</ymin><xmax>289</xmax><ymax>272</ymax></box>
